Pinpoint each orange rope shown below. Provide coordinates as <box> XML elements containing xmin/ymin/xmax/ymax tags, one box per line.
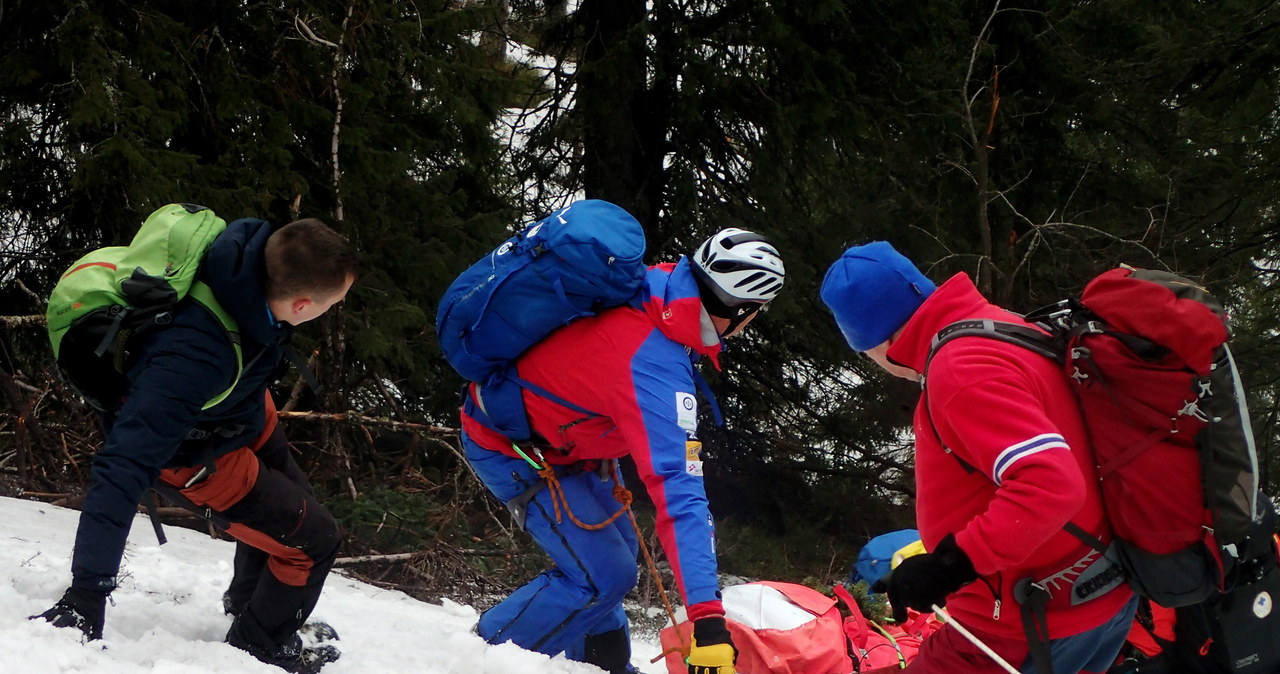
<box><xmin>535</xmin><ymin>461</ymin><xmax>689</xmax><ymax>662</ymax></box>
<box><xmin>536</xmin><ymin>462</ymin><xmax>631</xmax><ymax>530</ymax></box>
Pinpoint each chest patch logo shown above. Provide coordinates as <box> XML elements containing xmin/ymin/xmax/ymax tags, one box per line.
<box><xmin>676</xmin><ymin>392</ymin><xmax>697</xmax><ymax>431</ymax></box>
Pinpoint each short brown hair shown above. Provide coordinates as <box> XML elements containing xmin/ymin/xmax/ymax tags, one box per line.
<box><xmin>263</xmin><ymin>218</ymin><xmax>358</xmax><ymax>300</ymax></box>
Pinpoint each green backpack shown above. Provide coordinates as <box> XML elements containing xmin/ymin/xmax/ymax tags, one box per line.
<box><xmin>47</xmin><ymin>203</ymin><xmax>243</xmax><ymax>411</ymax></box>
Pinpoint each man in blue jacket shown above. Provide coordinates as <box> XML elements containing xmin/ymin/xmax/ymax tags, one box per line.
<box><xmin>33</xmin><ymin>213</ymin><xmax>357</xmax><ymax>674</ymax></box>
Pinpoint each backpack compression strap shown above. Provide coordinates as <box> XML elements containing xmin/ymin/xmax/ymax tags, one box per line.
<box><xmin>186</xmin><ymin>281</ymin><xmax>243</xmax><ymax>410</ymax></box>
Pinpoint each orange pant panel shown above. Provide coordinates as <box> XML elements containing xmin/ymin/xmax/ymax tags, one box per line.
<box><xmin>158</xmin><ymin>393</ymin><xmax>279</xmax><ymax>511</ymax></box>
<box><xmin>225</xmin><ymin>507</ymin><xmax>313</xmax><ymax>587</ymax></box>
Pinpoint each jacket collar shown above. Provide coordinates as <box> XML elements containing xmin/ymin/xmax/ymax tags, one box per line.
<box><xmin>202</xmin><ymin>217</ymin><xmax>293</xmax><ymax>347</ymax></box>
<box><xmin>887</xmin><ymin>272</ymin><xmax>1014</xmax><ymax>373</ymax></box>
<box><xmin>642</xmin><ymin>258</ymin><xmax>723</xmax><ymax>367</ymax></box>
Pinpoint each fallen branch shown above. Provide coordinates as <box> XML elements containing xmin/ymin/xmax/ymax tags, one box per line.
<box><xmin>332</xmin><ymin>552</ymin><xmax>422</xmax><ymax>567</ymax></box>
<box><xmin>333</xmin><ymin>547</ymin><xmax>509</xmax><ymax>567</ymax></box>
<box><xmin>277</xmin><ymin>410</ymin><xmax>457</xmax><ymax>435</ymax></box>
<box><xmin>334</xmin><ymin>551</ymin><xmax>422</xmax><ymax>566</ymax></box>
<box><xmin>52</xmin><ymin>494</ymin><xmax>86</xmax><ymax>509</ymax></box>
<box><xmin>20</xmin><ymin>491</ymin><xmax>73</xmax><ymax>500</ymax></box>
<box><xmin>0</xmin><ymin>314</ymin><xmax>44</xmax><ymax>328</ymax></box>
<box><xmin>335</xmin><ymin>568</ymin><xmax>424</xmax><ymax>594</ymax></box>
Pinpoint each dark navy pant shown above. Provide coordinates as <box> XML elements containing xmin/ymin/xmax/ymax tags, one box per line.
<box><xmin>160</xmin><ymin>406</ymin><xmax>341</xmax><ymax>649</ymax></box>
<box><xmin>463</xmin><ymin>433</ymin><xmax>639</xmax><ymax>662</ymax></box>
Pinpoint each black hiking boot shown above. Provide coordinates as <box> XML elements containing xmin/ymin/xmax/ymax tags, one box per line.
<box><xmin>227</xmin><ymin>614</ymin><xmax>341</xmax><ymax>673</ymax></box>
<box><xmin>299</xmin><ymin>620</ymin><xmax>340</xmax><ymax>647</ymax></box>
<box><xmin>582</xmin><ymin>627</ymin><xmax>636</xmax><ymax>674</ymax></box>
<box><xmin>227</xmin><ymin>629</ymin><xmax>340</xmax><ymax>673</ymax></box>
<box><xmin>222</xmin><ymin>591</ymin><xmax>247</xmax><ymax>618</ymax></box>
<box><xmin>223</xmin><ymin>591</ymin><xmax>338</xmax><ymax>646</ymax></box>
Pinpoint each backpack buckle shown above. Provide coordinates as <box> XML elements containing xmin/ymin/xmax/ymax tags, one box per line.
<box><xmin>93</xmin><ymin>305</ymin><xmax>130</xmax><ymax>358</ymax></box>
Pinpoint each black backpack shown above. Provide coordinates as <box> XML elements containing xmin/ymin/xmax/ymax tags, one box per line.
<box><xmin>1114</xmin><ymin>495</ymin><xmax>1280</xmax><ymax>674</ymax></box>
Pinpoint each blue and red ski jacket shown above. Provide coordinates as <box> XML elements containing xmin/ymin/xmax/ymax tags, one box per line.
<box><xmin>461</xmin><ymin>258</ymin><xmax>728</xmax><ymax>619</ymax></box>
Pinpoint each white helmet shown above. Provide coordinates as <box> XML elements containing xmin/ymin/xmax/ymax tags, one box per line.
<box><xmin>691</xmin><ymin>228</ymin><xmax>785</xmax><ymax>317</ymax></box>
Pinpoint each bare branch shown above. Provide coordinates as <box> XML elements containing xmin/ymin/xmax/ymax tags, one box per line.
<box><xmin>15</xmin><ymin>279</ymin><xmax>44</xmax><ymax>307</ymax></box>
<box><xmin>0</xmin><ymin>315</ymin><xmax>44</xmax><ymax>328</ymax></box>
<box><xmin>293</xmin><ymin>15</ymin><xmax>339</xmax><ymax>49</ymax></box>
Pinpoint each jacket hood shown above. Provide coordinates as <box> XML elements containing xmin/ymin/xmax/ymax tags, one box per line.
<box><xmin>202</xmin><ymin>217</ymin><xmax>292</xmax><ymax>347</ymax></box>
<box><xmin>642</xmin><ymin>258</ymin><xmax>722</xmax><ymax>366</ymax></box>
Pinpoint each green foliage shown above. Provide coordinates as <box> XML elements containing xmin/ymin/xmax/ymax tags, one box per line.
<box><xmin>711</xmin><ymin>510</ymin><xmax>853</xmax><ymax>587</ymax></box>
<box><xmin>326</xmin><ymin>485</ymin><xmax>448</xmax><ymax>552</ymax></box>
<box><xmin>841</xmin><ymin>579</ymin><xmax>892</xmax><ymax>625</ymax></box>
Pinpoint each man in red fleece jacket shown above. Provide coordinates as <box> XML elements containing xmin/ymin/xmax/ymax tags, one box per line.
<box><xmin>820</xmin><ymin>242</ymin><xmax>1136</xmax><ymax>674</ymax></box>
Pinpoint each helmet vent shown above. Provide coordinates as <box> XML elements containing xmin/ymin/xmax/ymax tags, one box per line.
<box><xmin>691</xmin><ymin>227</ymin><xmax>785</xmax><ymax>305</ymax></box>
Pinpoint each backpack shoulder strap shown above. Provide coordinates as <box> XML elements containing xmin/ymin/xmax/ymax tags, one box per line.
<box><xmin>928</xmin><ymin>319</ymin><xmax>1061</xmax><ymax>370</ymax></box>
<box><xmin>832</xmin><ymin>583</ymin><xmax>872</xmax><ymax>651</ymax></box>
<box><xmin>187</xmin><ymin>281</ymin><xmax>243</xmax><ymax>409</ymax></box>
<box><xmin>921</xmin><ymin>319</ymin><xmax>1058</xmax><ymax>475</ymax></box>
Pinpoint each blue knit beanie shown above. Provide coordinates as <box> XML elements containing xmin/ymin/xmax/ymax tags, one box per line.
<box><xmin>820</xmin><ymin>241</ymin><xmax>937</xmax><ymax>351</ymax></box>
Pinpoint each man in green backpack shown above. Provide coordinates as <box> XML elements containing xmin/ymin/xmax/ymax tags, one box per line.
<box><xmin>32</xmin><ymin>205</ymin><xmax>357</xmax><ymax>674</ymax></box>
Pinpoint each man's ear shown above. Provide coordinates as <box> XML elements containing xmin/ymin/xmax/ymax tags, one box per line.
<box><xmin>284</xmin><ymin>297</ymin><xmax>314</xmax><ymax>320</ymax></box>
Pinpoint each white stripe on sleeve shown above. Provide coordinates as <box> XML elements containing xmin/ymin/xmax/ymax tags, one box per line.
<box><xmin>992</xmin><ymin>433</ymin><xmax>1070</xmax><ymax>484</ymax></box>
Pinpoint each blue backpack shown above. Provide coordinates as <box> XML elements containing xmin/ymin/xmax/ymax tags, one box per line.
<box><xmin>436</xmin><ymin>199</ymin><xmax>648</xmax><ymax>441</ymax></box>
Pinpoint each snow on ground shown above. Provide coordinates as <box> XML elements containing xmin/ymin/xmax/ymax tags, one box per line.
<box><xmin>0</xmin><ymin>496</ymin><xmax>670</xmax><ymax>673</ymax></box>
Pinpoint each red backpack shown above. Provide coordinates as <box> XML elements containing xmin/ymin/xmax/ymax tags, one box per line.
<box><xmin>928</xmin><ymin>266</ymin><xmax>1261</xmax><ymax>609</ymax></box>
<box><xmin>834</xmin><ymin>583</ymin><xmax>942</xmax><ymax>671</ymax></box>
<box><xmin>658</xmin><ymin>582</ymin><xmax>939</xmax><ymax>673</ymax></box>
<box><xmin>659</xmin><ymin>582</ymin><xmax>852</xmax><ymax>674</ymax></box>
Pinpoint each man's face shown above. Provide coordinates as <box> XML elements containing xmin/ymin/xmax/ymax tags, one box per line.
<box><xmin>864</xmin><ymin>340</ymin><xmax>920</xmax><ymax>381</ymax></box>
<box><xmin>710</xmin><ymin>308</ymin><xmax>761</xmax><ymax>338</ymax></box>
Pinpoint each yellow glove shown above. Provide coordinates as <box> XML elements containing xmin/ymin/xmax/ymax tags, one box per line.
<box><xmin>687</xmin><ymin>617</ymin><xmax>736</xmax><ymax>674</ymax></box>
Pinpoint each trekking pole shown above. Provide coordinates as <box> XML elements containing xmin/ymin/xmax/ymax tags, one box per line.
<box><xmin>931</xmin><ymin>604</ymin><xmax>1020</xmax><ymax>674</ymax></box>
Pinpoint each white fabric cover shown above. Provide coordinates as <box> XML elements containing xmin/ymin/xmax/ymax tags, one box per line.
<box><xmin>722</xmin><ymin>583</ymin><xmax>815</xmax><ymax>631</ymax></box>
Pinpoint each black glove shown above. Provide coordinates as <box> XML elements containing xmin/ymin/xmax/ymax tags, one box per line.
<box><xmin>687</xmin><ymin>616</ymin><xmax>737</xmax><ymax>674</ymax></box>
<box><xmin>31</xmin><ymin>587</ymin><xmax>108</xmax><ymax>640</ymax></box>
<box><xmin>875</xmin><ymin>533</ymin><xmax>977</xmax><ymax>623</ymax></box>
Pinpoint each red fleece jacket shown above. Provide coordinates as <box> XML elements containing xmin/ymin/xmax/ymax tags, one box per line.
<box><xmin>887</xmin><ymin>273</ymin><xmax>1132</xmax><ymax>639</ymax></box>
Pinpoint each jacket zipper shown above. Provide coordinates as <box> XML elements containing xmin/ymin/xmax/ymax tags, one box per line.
<box><xmin>978</xmin><ymin>573</ymin><xmax>1003</xmax><ymax>620</ymax></box>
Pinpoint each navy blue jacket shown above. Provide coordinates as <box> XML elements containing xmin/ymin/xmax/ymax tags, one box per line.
<box><xmin>71</xmin><ymin>217</ymin><xmax>295</xmax><ymax>591</ymax></box>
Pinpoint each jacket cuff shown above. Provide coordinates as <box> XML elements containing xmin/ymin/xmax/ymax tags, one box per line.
<box><xmin>686</xmin><ymin>600</ymin><xmax>725</xmax><ymax>622</ymax></box>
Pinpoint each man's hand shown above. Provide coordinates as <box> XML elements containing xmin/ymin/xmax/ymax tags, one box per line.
<box><xmin>875</xmin><ymin>533</ymin><xmax>977</xmax><ymax>622</ymax></box>
<box><xmin>687</xmin><ymin>616</ymin><xmax>736</xmax><ymax>674</ymax></box>
<box><xmin>31</xmin><ymin>587</ymin><xmax>108</xmax><ymax>640</ymax></box>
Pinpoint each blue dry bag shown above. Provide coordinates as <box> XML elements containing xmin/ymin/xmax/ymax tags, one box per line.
<box><xmin>849</xmin><ymin>529</ymin><xmax>922</xmax><ymax>588</ymax></box>
<box><xmin>436</xmin><ymin>199</ymin><xmax>648</xmax><ymax>440</ymax></box>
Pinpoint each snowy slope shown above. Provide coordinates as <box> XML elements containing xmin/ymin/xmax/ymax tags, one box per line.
<box><xmin>0</xmin><ymin>496</ymin><xmax>670</xmax><ymax>673</ymax></box>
